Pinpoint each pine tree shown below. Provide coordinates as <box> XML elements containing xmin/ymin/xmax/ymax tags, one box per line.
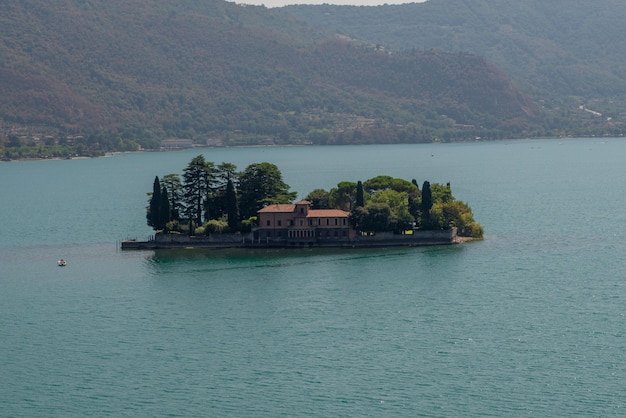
<box><xmin>182</xmin><ymin>155</ymin><xmax>212</xmax><ymax>226</ymax></box>
<box><xmin>225</xmin><ymin>179</ymin><xmax>239</xmax><ymax>231</ymax></box>
<box><xmin>238</xmin><ymin>162</ymin><xmax>296</xmax><ymax>219</ymax></box>
<box><xmin>158</xmin><ymin>186</ymin><xmax>170</xmax><ymax>230</ymax></box>
<box><xmin>206</xmin><ymin>162</ymin><xmax>238</xmax><ymax>220</ymax></box>
<box><xmin>161</xmin><ymin>174</ymin><xmax>182</xmax><ymax>221</ymax></box>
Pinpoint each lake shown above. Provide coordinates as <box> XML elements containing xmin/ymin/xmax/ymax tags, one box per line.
<box><xmin>1</xmin><ymin>139</ymin><xmax>625</xmax><ymax>416</ymax></box>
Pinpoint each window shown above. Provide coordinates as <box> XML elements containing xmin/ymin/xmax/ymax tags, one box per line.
<box><xmin>277</xmin><ymin>220</ymin><xmax>282</xmax><ymax>226</ymax></box>
<box><xmin>326</xmin><ymin>219</ymin><xmax>329</xmax><ymax>225</ymax></box>
<box><xmin>266</xmin><ymin>220</ymin><xmax>271</xmax><ymax>226</ymax></box>
<box><xmin>343</xmin><ymin>218</ymin><xmax>346</xmax><ymax>225</ymax></box>
<box><xmin>334</xmin><ymin>218</ymin><xmax>338</xmax><ymax>225</ymax></box>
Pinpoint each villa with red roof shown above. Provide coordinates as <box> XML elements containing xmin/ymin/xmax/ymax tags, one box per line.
<box><xmin>256</xmin><ymin>200</ymin><xmax>355</xmax><ymax>246</ymax></box>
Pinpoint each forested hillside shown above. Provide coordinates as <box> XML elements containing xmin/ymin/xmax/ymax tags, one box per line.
<box><xmin>0</xmin><ymin>0</ymin><xmax>619</xmax><ymax>159</ymax></box>
<box><xmin>286</xmin><ymin>0</ymin><xmax>626</xmax><ymax>106</ymax></box>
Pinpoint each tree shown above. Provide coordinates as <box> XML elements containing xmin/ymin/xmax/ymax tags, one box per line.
<box><xmin>363</xmin><ymin>175</ymin><xmax>395</xmax><ymax>194</ymax></box>
<box><xmin>439</xmin><ymin>199</ymin><xmax>483</xmax><ymax>238</ymax></box>
<box><xmin>202</xmin><ymin>161</ymin><xmax>218</xmax><ymax>221</ymax></box>
<box><xmin>364</xmin><ymin>175</ymin><xmax>419</xmax><ymax>197</ymax></box>
<box><xmin>147</xmin><ymin>176</ymin><xmax>162</xmax><ymax>230</ymax></box>
<box><xmin>225</xmin><ymin>179</ymin><xmax>239</xmax><ymax>231</ymax></box>
<box><xmin>329</xmin><ymin>181</ymin><xmax>357</xmax><ymax>211</ymax></box>
<box><xmin>216</xmin><ymin>162</ymin><xmax>238</xmax><ymax>185</ymax></box>
<box><xmin>238</xmin><ymin>162</ymin><xmax>296</xmax><ymax>219</ymax></box>
<box><xmin>355</xmin><ymin>180</ymin><xmax>365</xmax><ymax>208</ymax></box>
<box><xmin>305</xmin><ymin>189</ymin><xmax>331</xmax><ymax>209</ymax></box>
<box><xmin>369</xmin><ymin>189</ymin><xmax>406</xmax><ymax>212</ymax></box>
<box><xmin>431</xmin><ymin>182</ymin><xmax>452</xmax><ymax>203</ymax></box>
<box><xmin>182</xmin><ymin>155</ymin><xmax>214</xmax><ymax>227</ymax></box>
<box><xmin>408</xmin><ymin>195</ymin><xmax>421</xmax><ymax>223</ymax></box>
<box><xmin>7</xmin><ymin>135</ymin><xmax>21</xmax><ymax>148</ymax></box>
<box><xmin>390</xmin><ymin>178</ymin><xmax>420</xmax><ymax>197</ymax></box>
<box><xmin>206</xmin><ymin>162</ymin><xmax>237</xmax><ymax>220</ymax></box>
<box><xmin>147</xmin><ymin>176</ymin><xmax>171</xmax><ymax>231</ymax></box>
<box><xmin>421</xmin><ymin>180</ymin><xmax>433</xmax><ymax>227</ymax></box>
<box><xmin>161</xmin><ymin>173</ymin><xmax>182</xmax><ymax>221</ymax></box>
<box><xmin>353</xmin><ymin>203</ymin><xmax>394</xmax><ymax>232</ymax></box>
<box><xmin>349</xmin><ymin>205</ymin><xmax>367</xmax><ymax>232</ymax></box>
<box><xmin>370</xmin><ymin>189</ymin><xmax>414</xmax><ymax>228</ymax></box>
<box><xmin>158</xmin><ymin>186</ymin><xmax>170</xmax><ymax>230</ymax></box>
<box><xmin>392</xmin><ymin>202</ymin><xmax>414</xmax><ymax>233</ymax></box>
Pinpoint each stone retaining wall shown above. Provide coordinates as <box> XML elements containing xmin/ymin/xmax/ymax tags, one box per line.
<box><xmin>121</xmin><ymin>228</ymin><xmax>457</xmax><ymax>250</ymax></box>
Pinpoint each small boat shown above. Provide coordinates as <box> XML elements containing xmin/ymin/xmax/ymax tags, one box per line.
<box><xmin>57</xmin><ymin>259</ymin><xmax>67</xmax><ymax>267</ymax></box>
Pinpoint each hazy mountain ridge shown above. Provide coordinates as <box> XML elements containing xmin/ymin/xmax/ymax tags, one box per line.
<box><xmin>285</xmin><ymin>0</ymin><xmax>626</xmax><ymax>103</ymax></box>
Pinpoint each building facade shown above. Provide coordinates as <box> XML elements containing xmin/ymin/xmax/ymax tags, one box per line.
<box><xmin>255</xmin><ymin>200</ymin><xmax>354</xmax><ymax>246</ymax></box>
<box><xmin>160</xmin><ymin>139</ymin><xmax>194</xmax><ymax>149</ymax></box>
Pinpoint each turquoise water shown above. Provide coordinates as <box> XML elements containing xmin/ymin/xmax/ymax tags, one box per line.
<box><xmin>1</xmin><ymin>139</ymin><xmax>625</xmax><ymax>416</ymax></box>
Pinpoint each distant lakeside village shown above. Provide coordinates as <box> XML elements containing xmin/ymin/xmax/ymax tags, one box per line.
<box><xmin>122</xmin><ymin>155</ymin><xmax>483</xmax><ymax>250</ymax></box>
<box><xmin>4</xmin><ymin>101</ymin><xmax>625</xmax><ymax>162</ymax></box>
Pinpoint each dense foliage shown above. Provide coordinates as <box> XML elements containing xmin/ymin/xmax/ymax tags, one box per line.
<box><xmin>147</xmin><ymin>155</ymin><xmax>296</xmax><ymax>235</ymax></box>
<box><xmin>148</xmin><ymin>156</ymin><xmax>482</xmax><ymax>238</ymax></box>
<box><xmin>0</xmin><ymin>0</ymin><xmax>569</xmax><ymax>160</ymax></box>
<box><xmin>347</xmin><ymin>176</ymin><xmax>481</xmax><ymax>237</ymax></box>
<box><xmin>238</xmin><ymin>163</ymin><xmax>298</xmax><ymax>219</ymax></box>
<box><xmin>302</xmin><ymin>174</ymin><xmax>482</xmax><ymax>237</ymax></box>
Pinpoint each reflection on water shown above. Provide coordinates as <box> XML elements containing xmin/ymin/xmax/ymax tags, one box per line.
<box><xmin>144</xmin><ymin>244</ymin><xmax>467</xmax><ymax>275</ymax></box>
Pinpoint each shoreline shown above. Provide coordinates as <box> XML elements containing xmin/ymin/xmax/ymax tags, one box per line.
<box><xmin>1</xmin><ymin>136</ymin><xmax>589</xmax><ymax>163</ymax></box>
<box><xmin>121</xmin><ymin>228</ymin><xmax>465</xmax><ymax>250</ymax></box>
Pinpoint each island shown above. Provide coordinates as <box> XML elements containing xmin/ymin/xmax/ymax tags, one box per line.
<box><xmin>121</xmin><ymin>155</ymin><xmax>483</xmax><ymax>250</ymax></box>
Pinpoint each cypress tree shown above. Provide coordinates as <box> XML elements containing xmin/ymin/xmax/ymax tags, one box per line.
<box><xmin>421</xmin><ymin>180</ymin><xmax>433</xmax><ymax>229</ymax></box>
<box><xmin>355</xmin><ymin>180</ymin><xmax>364</xmax><ymax>208</ymax></box>
<box><xmin>147</xmin><ymin>176</ymin><xmax>161</xmax><ymax>229</ymax></box>
<box><xmin>421</xmin><ymin>181</ymin><xmax>432</xmax><ymax>213</ymax></box>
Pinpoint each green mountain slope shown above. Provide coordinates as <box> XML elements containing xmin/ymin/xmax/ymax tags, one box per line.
<box><xmin>285</xmin><ymin>0</ymin><xmax>626</xmax><ymax>102</ymax></box>
<box><xmin>0</xmin><ymin>0</ymin><xmax>608</xmax><ymax>155</ymax></box>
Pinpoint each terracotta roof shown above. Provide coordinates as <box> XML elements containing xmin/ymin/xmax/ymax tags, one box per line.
<box><xmin>258</xmin><ymin>204</ymin><xmax>296</xmax><ymax>213</ymax></box>
<box><xmin>308</xmin><ymin>209</ymin><xmax>350</xmax><ymax>217</ymax></box>
<box><xmin>295</xmin><ymin>199</ymin><xmax>311</xmax><ymax>205</ymax></box>
<box><xmin>257</xmin><ymin>204</ymin><xmax>350</xmax><ymax>218</ymax></box>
